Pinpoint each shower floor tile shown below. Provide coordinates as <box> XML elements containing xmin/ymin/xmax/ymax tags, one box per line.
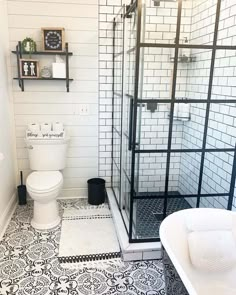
<box><xmin>135</xmin><ymin>194</ymin><xmax>191</xmax><ymax>239</ymax></box>
<box><xmin>0</xmin><ymin>198</ymin><xmax>166</xmax><ymax>295</ymax></box>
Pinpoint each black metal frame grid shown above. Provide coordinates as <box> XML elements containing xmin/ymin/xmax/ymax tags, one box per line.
<box><xmin>111</xmin><ymin>5</ymin><xmax>130</xmax><ymax>235</ymax></box>
<box><xmin>112</xmin><ymin>0</ymin><xmax>236</xmax><ymax>243</ymax></box>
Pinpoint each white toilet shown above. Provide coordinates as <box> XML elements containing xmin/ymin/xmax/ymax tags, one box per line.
<box><xmin>25</xmin><ymin>137</ymin><xmax>69</xmax><ymax>230</ymax></box>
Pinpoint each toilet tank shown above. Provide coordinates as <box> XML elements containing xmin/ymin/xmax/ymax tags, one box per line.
<box><xmin>25</xmin><ymin>137</ymin><xmax>70</xmax><ymax>171</ymax></box>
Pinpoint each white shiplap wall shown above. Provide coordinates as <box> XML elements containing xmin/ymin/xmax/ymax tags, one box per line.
<box><xmin>8</xmin><ymin>0</ymin><xmax>99</xmax><ymax>197</ymax></box>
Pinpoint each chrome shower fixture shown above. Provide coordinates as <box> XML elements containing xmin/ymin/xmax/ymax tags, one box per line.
<box><xmin>153</xmin><ymin>0</ymin><xmax>161</xmax><ymax>6</ymax></box>
<box><xmin>153</xmin><ymin>0</ymin><xmax>177</xmax><ymax>6</ymax></box>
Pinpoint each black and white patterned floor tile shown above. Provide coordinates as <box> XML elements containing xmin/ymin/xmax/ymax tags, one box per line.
<box><xmin>0</xmin><ymin>199</ymin><xmax>166</xmax><ymax>295</ymax></box>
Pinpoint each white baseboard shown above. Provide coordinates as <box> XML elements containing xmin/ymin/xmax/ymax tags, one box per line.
<box><xmin>0</xmin><ymin>192</ymin><xmax>17</xmax><ymax>239</ymax></box>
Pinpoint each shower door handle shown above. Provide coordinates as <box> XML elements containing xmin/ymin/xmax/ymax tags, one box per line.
<box><xmin>128</xmin><ymin>98</ymin><xmax>134</xmax><ymax>151</ymax></box>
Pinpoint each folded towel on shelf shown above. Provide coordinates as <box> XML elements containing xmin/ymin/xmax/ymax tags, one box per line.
<box><xmin>172</xmin><ymin>101</ymin><xmax>190</xmax><ymax>121</ymax></box>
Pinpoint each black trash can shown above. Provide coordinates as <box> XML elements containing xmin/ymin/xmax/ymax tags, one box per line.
<box><xmin>87</xmin><ymin>178</ymin><xmax>106</xmax><ymax>205</ymax></box>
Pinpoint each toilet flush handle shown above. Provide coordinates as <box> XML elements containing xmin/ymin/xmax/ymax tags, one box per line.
<box><xmin>27</xmin><ymin>145</ymin><xmax>33</xmax><ymax>150</ymax></box>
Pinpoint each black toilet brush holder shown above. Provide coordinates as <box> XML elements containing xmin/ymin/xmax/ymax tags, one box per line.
<box><xmin>17</xmin><ymin>171</ymin><xmax>27</xmax><ymax>205</ymax></box>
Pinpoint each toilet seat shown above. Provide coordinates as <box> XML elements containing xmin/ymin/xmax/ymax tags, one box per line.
<box><xmin>27</xmin><ymin>171</ymin><xmax>63</xmax><ymax>194</ymax></box>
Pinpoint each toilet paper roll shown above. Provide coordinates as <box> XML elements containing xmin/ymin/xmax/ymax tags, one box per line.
<box><xmin>40</xmin><ymin>123</ymin><xmax>51</xmax><ymax>132</ymax></box>
<box><xmin>28</xmin><ymin>123</ymin><xmax>40</xmax><ymax>133</ymax></box>
<box><xmin>53</xmin><ymin>122</ymin><xmax>64</xmax><ymax>132</ymax></box>
<box><xmin>173</xmin><ymin>103</ymin><xmax>179</xmax><ymax>117</ymax></box>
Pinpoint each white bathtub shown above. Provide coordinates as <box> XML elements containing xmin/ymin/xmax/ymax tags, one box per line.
<box><xmin>160</xmin><ymin>208</ymin><xmax>236</xmax><ymax>295</ymax></box>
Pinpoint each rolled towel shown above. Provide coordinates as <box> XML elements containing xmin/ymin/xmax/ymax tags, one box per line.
<box><xmin>53</xmin><ymin>122</ymin><xmax>64</xmax><ymax>132</ymax></box>
<box><xmin>28</xmin><ymin>123</ymin><xmax>40</xmax><ymax>133</ymax></box>
<box><xmin>178</xmin><ymin>103</ymin><xmax>190</xmax><ymax>121</ymax></box>
<box><xmin>41</xmin><ymin>123</ymin><xmax>51</xmax><ymax>132</ymax></box>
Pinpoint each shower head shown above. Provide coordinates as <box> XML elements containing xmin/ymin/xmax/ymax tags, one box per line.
<box><xmin>153</xmin><ymin>0</ymin><xmax>161</xmax><ymax>6</ymax></box>
<box><xmin>153</xmin><ymin>0</ymin><xmax>177</xmax><ymax>6</ymax></box>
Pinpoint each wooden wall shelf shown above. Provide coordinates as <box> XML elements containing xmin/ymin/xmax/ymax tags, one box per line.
<box><xmin>12</xmin><ymin>41</ymin><xmax>73</xmax><ymax>92</ymax></box>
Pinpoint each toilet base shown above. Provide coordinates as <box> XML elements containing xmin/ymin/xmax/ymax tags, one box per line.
<box><xmin>31</xmin><ymin>216</ymin><xmax>61</xmax><ymax>230</ymax></box>
<box><xmin>31</xmin><ymin>199</ymin><xmax>61</xmax><ymax>230</ymax></box>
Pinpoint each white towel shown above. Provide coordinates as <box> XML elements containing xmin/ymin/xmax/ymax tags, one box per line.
<box><xmin>177</xmin><ymin>103</ymin><xmax>190</xmax><ymax>121</ymax></box>
<box><xmin>28</xmin><ymin>123</ymin><xmax>40</xmax><ymax>133</ymax></box>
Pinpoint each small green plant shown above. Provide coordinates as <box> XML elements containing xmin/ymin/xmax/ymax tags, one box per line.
<box><xmin>21</xmin><ymin>37</ymin><xmax>37</xmax><ymax>58</ymax></box>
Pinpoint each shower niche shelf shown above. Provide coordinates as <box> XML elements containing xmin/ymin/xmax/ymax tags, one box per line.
<box><xmin>12</xmin><ymin>41</ymin><xmax>73</xmax><ymax>92</ymax></box>
<box><xmin>170</xmin><ymin>56</ymin><xmax>197</xmax><ymax>63</ymax></box>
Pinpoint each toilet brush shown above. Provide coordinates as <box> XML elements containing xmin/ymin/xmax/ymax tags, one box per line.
<box><xmin>17</xmin><ymin>171</ymin><xmax>27</xmax><ymax>205</ymax></box>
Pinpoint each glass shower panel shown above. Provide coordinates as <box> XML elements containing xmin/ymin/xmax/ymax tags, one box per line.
<box><xmin>132</xmin><ymin>198</ymin><xmax>165</xmax><ymax>239</ymax></box>
<box><xmin>121</xmin><ymin>5</ymin><xmax>138</xmax><ymax>223</ymax></box>
<box><xmin>201</xmin><ymin>152</ymin><xmax>233</xmax><ymax>195</ymax></box>
<box><xmin>177</xmin><ymin>152</ymin><xmax>202</xmax><ymax>206</ymax></box>
<box><xmin>200</xmin><ymin>152</ymin><xmax>234</xmax><ymax>209</ymax></box>
<box><xmin>112</xmin><ymin>10</ymin><xmax>124</xmax><ymax>205</ymax></box>
<box><xmin>217</xmin><ymin>1</ymin><xmax>236</xmax><ymax>46</ymax></box>
<box><xmin>206</xmin><ymin>103</ymin><xmax>236</xmax><ymax>149</ymax></box>
<box><xmin>142</xmin><ymin>0</ymin><xmax>178</xmax><ymax>44</ymax></box>
<box><xmin>122</xmin><ymin>134</ymin><xmax>132</xmax><ymax>223</ymax></box>
<box><xmin>175</xmin><ymin>49</ymin><xmax>212</xmax><ymax>100</ymax></box>
<box><xmin>140</xmin><ymin>47</ymin><xmax>174</xmax><ymax>100</ymax></box>
<box><xmin>212</xmin><ymin>50</ymin><xmax>236</xmax><ymax>101</ymax></box>
<box><xmin>112</xmin><ymin>161</ymin><xmax>120</xmax><ymax>201</ymax></box>
<box><xmin>180</xmin><ymin>0</ymin><xmax>217</xmax><ymax>46</ymax></box>
<box><xmin>166</xmin><ymin>196</ymin><xmax>194</xmax><ymax>216</ymax></box>
<box><xmin>136</xmin><ymin>102</ymin><xmax>170</xmax><ymax>150</ymax></box>
<box><xmin>171</xmin><ymin>102</ymin><xmax>206</xmax><ymax>150</ymax></box>
<box><xmin>135</xmin><ymin>152</ymin><xmax>167</xmax><ymax>194</ymax></box>
<box><xmin>114</xmin><ymin>56</ymin><xmax>123</xmax><ymax>96</ymax></box>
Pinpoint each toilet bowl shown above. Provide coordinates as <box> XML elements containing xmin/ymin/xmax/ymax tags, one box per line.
<box><xmin>26</xmin><ymin>171</ymin><xmax>63</xmax><ymax>230</ymax></box>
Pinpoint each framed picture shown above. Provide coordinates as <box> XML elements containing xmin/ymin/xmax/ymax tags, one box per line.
<box><xmin>42</xmin><ymin>27</ymin><xmax>65</xmax><ymax>52</ymax></box>
<box><xmin>20</xmin><ymin>59</ymin><xmax>39</xmax><ymax>78</ymax></box>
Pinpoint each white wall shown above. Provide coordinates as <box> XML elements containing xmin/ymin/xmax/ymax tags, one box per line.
<box><xmin>8</xmin><ymin>0</ymin><xmax>99</xmax><ymax>197</ymax></box>
<box><xmin>0</xmin><ymin>0</ymin><xmax>17</xmax><ymax>232</ymax></box>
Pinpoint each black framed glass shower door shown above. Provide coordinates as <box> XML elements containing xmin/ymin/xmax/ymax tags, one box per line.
<box><xmin>112</xmin><ymin>4</ymin><xmax>138</xmax><ymax>231</ymax></box>
<box><xmin>112</xmin><ymin>0</ymin><xmax>236</xmax><ymax>243</ymax></box>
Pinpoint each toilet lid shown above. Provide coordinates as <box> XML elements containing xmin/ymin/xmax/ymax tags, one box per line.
<box><xmin>27</xmin><ymin>171</ymin><xmax>63</xmax><ymax>192</ymax></box>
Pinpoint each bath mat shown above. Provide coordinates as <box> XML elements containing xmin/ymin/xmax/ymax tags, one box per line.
<box><xmin>58</xmin><ymin>204</ymin><xmax>122</xmax><ymax>269</ymax></box>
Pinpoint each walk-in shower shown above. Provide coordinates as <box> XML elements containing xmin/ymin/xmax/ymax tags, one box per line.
<box><xmin>112</xmin><ymin>0</ymin><xmax>236</xmax><ymax>243</ymax></box>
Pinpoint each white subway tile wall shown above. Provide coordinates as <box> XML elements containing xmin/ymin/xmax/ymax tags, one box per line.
<box><xmin>9</xmin><ymin>0</ymin><xmax>99</xmax><ymax>197</ymax></box>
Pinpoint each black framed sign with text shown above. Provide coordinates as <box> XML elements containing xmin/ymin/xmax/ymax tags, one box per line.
<box><xmin>42</xmin><ymin>27</ymin><xmax>65</xmax><ymax>52</ymax></box>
